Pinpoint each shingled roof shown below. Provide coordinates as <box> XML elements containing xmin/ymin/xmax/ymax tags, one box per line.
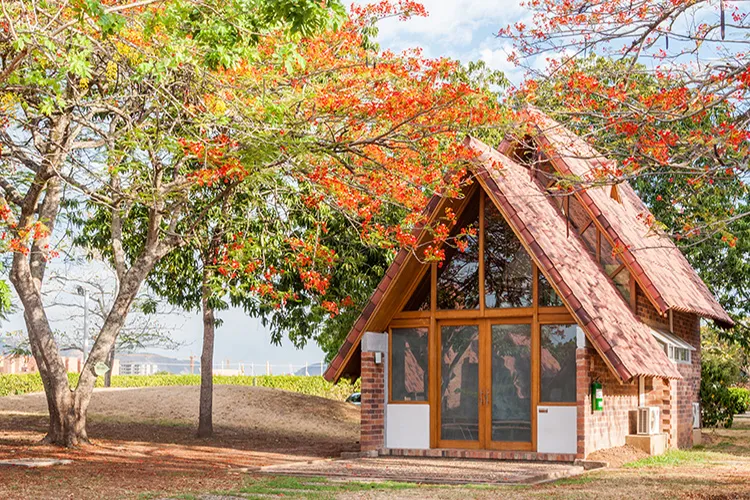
<box><xmin>324</xmin><ymin>118</ymin><xmax>731</xmax><ymax>383</ymax></box>
<box><xmin>470</xmin><ymin>136</ymin><xmax>680</xmax><ymax>381</ymax></box>
<box><xmin>522</xmin><ymin>109</ymin><xmax>734</xmax><ymax>328</ymax></box>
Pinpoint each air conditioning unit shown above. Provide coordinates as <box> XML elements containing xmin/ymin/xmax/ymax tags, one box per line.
<box><xmin>637</xmin><ymin>406</ymin><xmax>660</xmax><ymax>435</ymax></box>
<box><xmin>693</xmin><ymin>402</ymin><xmax>701</xmax><ymax>429</ymax></box>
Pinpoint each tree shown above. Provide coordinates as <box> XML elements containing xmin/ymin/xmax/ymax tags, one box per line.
<box><xmin>500</xmin><ymin>2</ymin><xmax>750</xmax><ymax>339</ymax></box>
<box><xmin>508</xmin><ymin>56</ymin><xmax>750</xmax><ymax>344</ymax></box>
<box><xmin>2</xmin><ymin>0</ymin><xmax>505</xmax><ymax>446</ymax></box>
<box><xmin>0</xmin><ymin>0</ymin><xmax>348</xmax><ymax>446</ymax></box>
<box><xmin>80</xmin><ymin>2</ymin><xmax>507</xmax><ymax>437</ymax></box>
<box><xmin>43</xmin><ymin>260</ymin><xmax>184</xmax><ymax>386</ymax></box>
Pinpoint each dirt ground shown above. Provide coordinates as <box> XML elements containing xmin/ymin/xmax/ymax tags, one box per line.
<box><xmin>0</xmin><ymin>385</ymin><xmax>360</xmax><ymax>499</ymax></box>
<box><xmin>2</xmin><ymin>388</ymin><xmax>750</xmax><ymax>499</ymax></box>
<box><xmin>587</xmin><ymin>444</ymin><xmax>648</xmax><ymax>467</ymax></box>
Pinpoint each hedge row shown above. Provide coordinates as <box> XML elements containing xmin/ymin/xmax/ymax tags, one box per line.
<box><xmin>0</xmin><ymin>373</ymin><xmax>360</xmax><ymax>401</ymax></box>
<box><xmin>729</xmin><ymin>387</ymin><xmax>750</xmax><ymax>414</ymax></box>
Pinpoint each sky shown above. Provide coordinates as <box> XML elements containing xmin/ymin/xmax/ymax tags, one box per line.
<box><xmin>3</xmin><ymin>1</ymin><xmax>527</xmax><ymax>369</ymax></box>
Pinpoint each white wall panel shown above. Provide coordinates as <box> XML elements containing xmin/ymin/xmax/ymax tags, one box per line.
<box><xmin>537</xmin><ymin>406</ymin><xmax>577</xmax><ymax>454</ymax></box>
<box><xmin>385</xmin><ymin>404</ymin><xmax>430</xmax><ymax>449</ymax></box>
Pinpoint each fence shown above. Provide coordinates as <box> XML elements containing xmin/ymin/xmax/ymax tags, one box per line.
<box><xmin>116</xmin><ymin>359</ymin><xmax>329</xmax><ymax>377</ymax></box>
<box><xmin>0</xmin><ymin>353</ymin><xmax>329</xmax><ymax>377</ymax></box>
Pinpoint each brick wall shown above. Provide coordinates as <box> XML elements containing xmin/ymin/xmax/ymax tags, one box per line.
<box><xmin>577</xmin><ymin>346</ymin><xmax>639</xmax><ymax>457</ymax></box>
<box><xmin>635</xmin><ymin>285</ymin><xmax>700</xmax><ymax>449</ymax></box>
<box><xmin>671</xmin><ymin>311</ymin><xmax>701</xmax><ymax>448</ymax></box>
<box><xmin>360</xmin><ymin>351</ymin><xmax>385</xmax><ymax>451</ymax></box>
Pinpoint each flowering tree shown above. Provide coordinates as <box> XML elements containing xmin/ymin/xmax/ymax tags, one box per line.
<box><xmin>500</xmin><ymin>0</ymin><xmax>749</xmax><ymax>336</ymax></box>
<box><xmin>1</xmin><ymin>0</ymin><xmax>504</xmax><ymax>445</ymax></box>
<box><xmin>79</xmin><ymin>1</ymin><xmax>507</xmax><ymax>437</ymax></box>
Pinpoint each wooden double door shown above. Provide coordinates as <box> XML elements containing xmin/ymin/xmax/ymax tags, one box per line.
<box><xmin>436</xmin><ymin>319</ymin><xmax>536</xmax><ymax>451</ymax></box>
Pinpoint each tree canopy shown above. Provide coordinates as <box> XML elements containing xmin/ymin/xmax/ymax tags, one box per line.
<box><xmin>501</xmin><ymin>0</ymin><xmax>750</xmax><ymax>339</ymax></box>
<box><xmin>0</xmin><ymin>0</ymin><xmax>505</xmax><ymax>445</ymax></box>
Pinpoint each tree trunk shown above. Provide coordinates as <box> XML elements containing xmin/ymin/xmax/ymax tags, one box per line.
<box><xmin>198</xmin><ymin>269</ymin><xmax>215</xmax><ymax>438</ymax></box>
<box><xmin>104</xmin><ymin>345</ymin><xmax>115</xmax><ymax>388</ymax></box>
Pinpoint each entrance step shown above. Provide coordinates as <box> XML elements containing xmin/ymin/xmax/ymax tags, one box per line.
<box><xmin>381</xmin><ymin>447</ymin><xmax>577</xmax><ymax>462</ymax></box>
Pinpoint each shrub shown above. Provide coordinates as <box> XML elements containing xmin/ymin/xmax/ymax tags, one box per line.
<box><xmin>0</xmin><ymin>373</ymin><xmax>359</xmax><ymax>401</ymax></box>
<box><xmin>701</xmin><ymin>356</ymin><xmax>745</xmax><ymax>428</ymax></box>
<box><xmin>729</xmin><ymin>387</ymin><xmax>750</xmax><ymax>415</ymax></box>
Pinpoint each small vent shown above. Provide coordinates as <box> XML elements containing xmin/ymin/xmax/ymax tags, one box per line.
<box><xmin>610</xmin><ymin>184</ymin><xmax>622</xmax><ymax>203</ymax></box>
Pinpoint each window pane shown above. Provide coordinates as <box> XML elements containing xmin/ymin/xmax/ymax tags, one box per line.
<box><xmin>600</xmin><ymin>237</ymin><xmax>619</xmax><ymax>269</ymax></box>
<box><xmin>440</xmin><ymin>324</ymin><xmax>480</xmax><ymax>442</ymax></box>
<box><xmin>490</xmin><ymin>324</ymin><xmax>532</xmax><ymax>443</ymax></box>
<box><xmin>436</xmin><ymin>192</ymin><xmax>480</xmax><ymax>310</ymax></box>
<box><xmin>612</xmin><ymin>267</ymin><xmax>631</xmax><ymax>304</ymax></box>
<box><xmin>484</xmin><ymin>199</ymin><xmax>532</xmax><ymax>308</ymax></box>
<box><xmin>391</xmin><ymin>328</ymin><xmax>429</xmax><ymax>401</ymax></box>
<box><xmin>538</xmin><ymin>272</ymin><xmax>564</xmax><ymax>307</ymax></box>
<box><xmin>580</xmin><ymin>224</ymin><xmax>598</xmax><ymax>257</ymax></box>
<box><xmin>402</xmin><ymin>269</ymin><xmax>431</xmax><ymax>311</ymax></box>
<box><xmin>540</xmin><ymin>324</ymin><xmax>577</xmax><ymax>403</ymax></box>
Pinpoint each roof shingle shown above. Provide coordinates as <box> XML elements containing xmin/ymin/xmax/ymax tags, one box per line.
<box><xmin>523</xmin><ymin>109</ymin><xmax>734</xmax><ymax>327</ymax></box>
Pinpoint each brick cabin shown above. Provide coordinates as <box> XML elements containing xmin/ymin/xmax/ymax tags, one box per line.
<box><xmin>323</xmin><ymin>109</ymin><xmax>734</xmax><ymax>461</ymax></box>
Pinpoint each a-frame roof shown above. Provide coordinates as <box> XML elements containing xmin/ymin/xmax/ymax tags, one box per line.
<box><xmin>324</xmin><ymin>119</ymin><xmax>730</xmax><ymax>384</ymax></box>
<box><xmin>520</xmin><ymin>109</ymin><xmax>734</xmax><ymax>327</ymax></box>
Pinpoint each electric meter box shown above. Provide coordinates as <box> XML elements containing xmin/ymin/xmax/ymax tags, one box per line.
<box><xmin>592</xmin><ymin>381</ymin><xmax>603</xmax><ymax>411</ymax></box>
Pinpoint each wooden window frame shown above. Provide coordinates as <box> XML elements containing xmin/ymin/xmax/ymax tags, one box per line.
<box><xmin>388</xmin><ymin>324</ymin><xmax>430</xmax><ymax>405</ymax></box>
<box><xmin>538</xmin><ymin>322</ymin><xmax>578</xmax><ymax>407</ymax></box>
<box><xmin>388</xmin><ymin>188</ymin><xmax>580</xmax><ymax>450</ymax></box>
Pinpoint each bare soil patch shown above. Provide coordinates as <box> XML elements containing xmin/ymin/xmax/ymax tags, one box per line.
<box><xmin>587</xmin><ymin>444</ymin><xmax>648</xmax><ymax>468</ymax></box>
<box><xmin>0</xmin><ymin>385</ymin><xmax>360</xmax><ymax>499</ymax></box>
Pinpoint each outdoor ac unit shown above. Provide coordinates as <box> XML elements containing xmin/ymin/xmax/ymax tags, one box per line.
<box><xmin>637</xmin><ymin>406</ymin><xmax>660</xmax><ymax>435</ymax></box>
<box><xmin>692</xmin><ymin>402</ymin><xmax>701</xmax><ymax>429</ymax></box>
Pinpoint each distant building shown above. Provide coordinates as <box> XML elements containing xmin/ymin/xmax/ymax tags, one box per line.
<box><xmin>118</xmin><ymin>362</ymin><xmax>159</xmax><ymax>375</ymax></box>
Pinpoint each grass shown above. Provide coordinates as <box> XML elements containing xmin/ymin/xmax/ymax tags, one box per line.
<box><xmin>623</xmin><ymin>449</ymin><xmax>728</xmax><ymax>468</ymax></box>
<box><xmin>236</xmin><ymin>476</ymin><xmax>418</xmax><ymax>499</ymax></box>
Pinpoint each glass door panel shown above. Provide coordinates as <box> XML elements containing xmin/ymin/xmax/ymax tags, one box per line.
<box><xmin>439</xmin><ymin>324</ymin><xmax>480</xmax><ymax>444</ymax></box>
<box><xmin>489</xmin><ymin>323</ymin><xmax>532</xmax><ymax>444</ymax></box>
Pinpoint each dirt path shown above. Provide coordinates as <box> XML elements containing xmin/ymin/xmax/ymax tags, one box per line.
<box><xmin>0</xmin><ymin>385</ymin><xmax>360</xmax><ymax>499</ymax></box>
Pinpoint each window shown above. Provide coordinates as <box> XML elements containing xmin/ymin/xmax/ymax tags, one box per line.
<box><xmin>484</xmin><ymin>197</ymin><xmax>533</xmax><ymax>308</ymax></box>
<box><xmin>538</xmin><ymin>272</ymin><xmax>564</xmax><ymax>307</ymax></box>
<box><xmin>437</xmin><ymin>192</ymin><xmax>480</xmax><ymax>310</ymax></box>
<box><xmin>402</xmin><ymin>270</ymin><xmax>430</xmax><ymax>311</ymax></box>
<box><xmin>611</xmin><ymin>266</ymin><xmax>632</xmax><ymax>304</ymax></box>
<box><xmin>540</xmin><ymin>324</ymin><xmax>577</xmax><ymax>403</ymax></box>
<box><xmin>391</xmin><ymin>327</ymin><xmax>429</xmax><ymax>401</ymax></box>
<box><xmin>651</xmin><ymin>328</ymin><xmax>694</xmax><ymax>365</ymax></box>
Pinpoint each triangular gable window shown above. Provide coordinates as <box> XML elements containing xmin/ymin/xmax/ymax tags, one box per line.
<box><xmin>484</xmin><ymin>195</ymin><xmax>533</xmax><ymax>308</ymax></box>
<box><xmin>399</xmin><ymin>189</ymin><xmax>565</xmax><ymax>313</ymax></box>
<box><xmin>436</xmin><ymin>191</ymin><xmax>480</xmax><ymax>310</ymax></box>
<box><xmin>402</xmin><ymin>270</ymin><xmax>430</xmax><ymax>311</ymax></box>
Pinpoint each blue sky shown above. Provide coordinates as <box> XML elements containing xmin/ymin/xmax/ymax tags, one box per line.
<box><xmin>4</xmin><ymin>1</ymin><xmax>527</xmax><ymax>369</ymax></box>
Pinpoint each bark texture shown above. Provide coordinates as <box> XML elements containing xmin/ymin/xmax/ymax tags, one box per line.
<box><xmin>198</xmin><ymin>268</ymin><xmax>215</xmax><ymax>438</ymax></box>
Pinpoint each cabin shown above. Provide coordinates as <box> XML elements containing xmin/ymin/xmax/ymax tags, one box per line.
<box><xmin>323</xmin><ymin>109</ymin><xmax>734</xmax><ymax>461</ymax></box>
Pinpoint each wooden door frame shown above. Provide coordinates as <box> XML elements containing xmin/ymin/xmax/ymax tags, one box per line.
<box><xmin>435</xmin><ymin>319</ymin><xmax>484</xmax><ymax>450</ymax></box>
<box><xmin>434</xmin><ymin>317</ymin><xmax>537</xmax><ymax>451</ymax></box>
<box><xmin>483</xmin><ymin>317</ymin><xmax>536</xmax><ymax>452</ymax></box>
